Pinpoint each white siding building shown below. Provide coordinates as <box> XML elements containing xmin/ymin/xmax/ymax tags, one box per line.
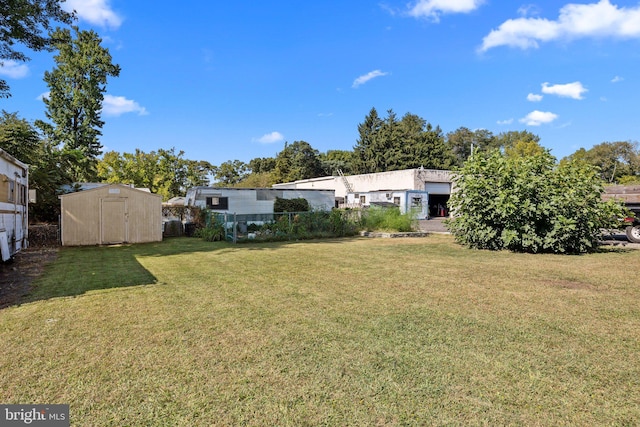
<box><xmin>273</xmin><ymin>168</ymin><xmax>453</xmax><ymax>217</ymax></box>
<box><xmin>184</xmin><ymin>187</ymin><xmax>335</xmax><ymax>214</ymax></box>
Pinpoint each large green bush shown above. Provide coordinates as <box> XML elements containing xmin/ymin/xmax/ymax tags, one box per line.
<box><xmin>446</xmin><ymin>151</ymin><xmax>628</xmax><ymax>254</ymax></box>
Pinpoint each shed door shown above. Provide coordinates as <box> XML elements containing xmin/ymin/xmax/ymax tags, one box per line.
<box><xmin>101</xmin><ymin>199</ymin><xmax>127</xmax><ymax>244</ymax></box>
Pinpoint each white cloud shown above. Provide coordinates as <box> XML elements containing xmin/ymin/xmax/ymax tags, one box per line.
<box><xmin>64</xmin><ymin>0</ymin><xmax>123</xmax><ymax>29</ymax></box>
<box><xmin>518</xmin><ymin>4</ymin><xmax>541</xmax><ymax>17</ymax></box>
<box><xmin>519</xmin><ymin>110</ymin><xmax>558</xmax><ymax>126</ymax></box>
<box><xmin>0</xmin><ymin>60</ymin><xmax>29</xmax><ymax>78</ymax></box>
<box><xmin>480</xmin><ymin>0</ymin><xmax>640</xmax><ymax>52</ymax></box>
<box><xmin>408</xmin><ymin>0</ymin><xmax>484</xmax><ymax>21</ymax></box>
<box><xmin>254</xmin><ymin>131</ymin><xmax>284</xmax><ymax>144</ymax></box>
<box><xmin>352</xmin><ymin>70</ymin><xmax>389</xmax><ymax>88</ymax></box>
<box><xmin>527</xmin><ymin>93</ymin><xmax>543</xmax><ymax>102</ymax></box>
<box><xmin>541</xmin><ymin>81</ymin><xmax>587</xmax><ymax>99</ymax></box>
<box><xmin>497</xmin><ymin>118</ymin><xmax>514</xmax><ymax>125</ymax></box>
<box><xmin>36</xmin><ymin>91</ymin><xmax>50</xmax><ymax>101</ymax></box>
<box><xmin>611</xmin><ymin>75</ymin><xmax>624</xmax><ymax>83</ymax></box>
<box><xmin>102</xmin><ymin>95</ymin><xmax>148</xmax><ymax>116</ymax></box>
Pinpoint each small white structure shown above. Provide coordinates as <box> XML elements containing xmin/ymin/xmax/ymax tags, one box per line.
<box><xmin>185</xmin><ymin>187</ymin><xmax>335</xmax><ymax>214</ymax></box>
<box><xmin>273</xmin><ymin>168</ymin><xmax>453</xmax><ymax>217</ymax></box>
<box><xmin>346</xmin><ymin>190</ymin><xmax>431</xmax><ymax>219</ymax></box>
<box><xmin>0</xmin><ymin>148</ymin><xmax>28</xmax><ymax>261</ymax></box>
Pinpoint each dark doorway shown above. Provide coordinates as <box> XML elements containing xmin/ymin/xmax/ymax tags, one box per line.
<box><xmin>428</xmin><ymin>194</ymin><xmax>450</xmax><ymax>217</ymax></box>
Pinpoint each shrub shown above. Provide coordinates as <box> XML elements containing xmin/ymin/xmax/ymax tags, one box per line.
<box><xmin>446</xmin><ymin>151</ymin><xmax>629</xmax><ymax>254</ymax></box>
<box><xmin>274</xmin><ymin>197</ymin><xmax>309</xmax><ymax>213</ymax></box>
<box><xmin>193</xmin><ymin>215</ymin><xmax>225</xmax><ymax>242</ymax></box>
<box><xmin>360</xmin><ymin>206</ymin><xmax>415</xmax><ymax>232</ymax></box>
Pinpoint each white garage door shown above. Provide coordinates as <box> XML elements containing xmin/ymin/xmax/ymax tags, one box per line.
<box><xmin>424</xmin><ymin>182</ymin><xmax>451</xmax><ymax>195</ymax></box>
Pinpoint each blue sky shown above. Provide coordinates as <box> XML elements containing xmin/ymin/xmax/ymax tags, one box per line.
<box><xmin>1</xmin><ymin>0</ymin><xmax>639</xmax><ymax>166</ymax></box>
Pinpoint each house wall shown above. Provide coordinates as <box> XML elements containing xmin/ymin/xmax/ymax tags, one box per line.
<box><xmin>346</xmin><ymin>190</ymin><xmax>430</xmax><ymax>219</ymax></box>
<box><xmin>0</xmin><ymin>149</ymin><xmax>28</xmax><ymax>260</ymax></box>
<box><xmin>60</xmin><ymin>185</ymin><xmax>162</xmax><ymax>246</ymax></box>
<box><xmin>185</xmin><ymin>188</ymin><xmax>335</xmax><ymax>214</ymax></box>
<box><xmin>273</xmin><ymin>168</ymin><xmax>453</xmax><ymax>198</ymax></box>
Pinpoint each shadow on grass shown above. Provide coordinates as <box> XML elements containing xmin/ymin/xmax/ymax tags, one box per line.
<box><xmin>13</xmin><ymin>236</ymin><xmax>359</xmax><ymax>306</ymax></box>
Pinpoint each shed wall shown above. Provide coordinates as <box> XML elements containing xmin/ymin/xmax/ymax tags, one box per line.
<box><xmin>61</xmin><ymin>185</ymin><xmax>162</xmax><ymax>246</ymax></box>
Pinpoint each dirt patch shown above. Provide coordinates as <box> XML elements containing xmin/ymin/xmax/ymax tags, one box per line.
<box><xmin>0</xmin><ymin>247</ymin><xmax>58</xmax><ymax>309</ymax></box>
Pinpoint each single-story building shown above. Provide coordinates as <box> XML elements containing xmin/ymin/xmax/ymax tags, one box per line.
<box><xmin>0</xmin><ymin>148</ymin><xmax>28</xmax><ymax>260</ymax></box>
<box><xmin>59</xmin><ymin>184</ymin><xmax>162</xmax><ymax>246</ymax></box>
<box><xmin>184</xmin><ymin>187</ymin><xmax>335</xmax><ymax>214</ymax></box>
<box><xmin>272</xmin><ymin>167</ymin><xmax>453</xmax><ymax>217</ymax></box>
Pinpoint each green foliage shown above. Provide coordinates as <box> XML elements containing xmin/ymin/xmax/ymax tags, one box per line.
<box><xmin>445</xmin><ymin>127</ymin><xmax>498</xmax><ymax>167</ymax></box>
<box><xmin>564</xmin><ymin>141</ymin><xmax>640</xmax><ymax>184</ymax></box>
<box><xmin>446</xmin><ymin>151</ymin><xmax>629</xmax><ymax>254</ymax></box>
<box><xmin>352</xmin><ymin>108</ymin><xmax>454</xmax><ymax>174</ymax></box>
<box><xmin>0</xmin><ymin>110</ymin><xmax>41</xmax><ymax>163</ymax></box>
<box><xmin>273</xmin><ymin>197</ymin><xmax>310</xmax><ymax>213</ymax></box>
<box><xmin>0</xmin><ymin>110</ymin><xmax>75</xmax><ymax>221</ymax></box>
<box><xmin>240</xmin><ymin>209</ymin><xmax>360</xmax><ymax>242</ymax></box>
<box><xmin>0</xmin><ymin>0</ymin><xmax>74</xmax><ymax>97</ymax></box>
<box><xmin>36</xmin><ymin>26</ymin><xmax>120</xmax><ymax>182</ymax></box>
<box><xmin>248</xmin><ymin>157</ymin><xmax>276</xmax><ymax>174</ymax></box>
<box><xmin>233</xmin><ymin>171</ymin><xmax>275</xmax><ymax>188</ymax></box>
<box><xmin>319</xmin><ymin>149</ymin><xmax>355</xmax><ymax>175</ymax></box>
<box><xmin>194</xmin><ymin>214</ymin><xmax>224</xmax><ymax>241</ymax></box>
<box><xmin>213</xmin><ymin>159</ymin><xmax>248</xmax><ymax>185</ymax></box>
<box><xmin>360</xmin><ymin>206</ymin><xmax>416</xmax><ymax>232</ymax></box>
<box><xmin>272</xmin><ymin>140</ymin><xmax>323</xmax><ymax>183</ymax></box>
<box><xmin>446</xmin><ymin>128</ymin><xmax>543</xmax><ymax>166</ymax></box>
<box><xmin>97</xmin><ymin>147</ymin><xmax>213</xmax><ymax>200</ymax></box>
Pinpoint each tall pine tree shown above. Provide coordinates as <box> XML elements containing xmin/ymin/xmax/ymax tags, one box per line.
<box><xmin>37</xmin><ymin>26</ymin><xmax>120</xmax><ymax>182</ymax></box>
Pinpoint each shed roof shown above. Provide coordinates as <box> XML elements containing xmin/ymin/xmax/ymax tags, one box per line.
<box><xmin>59</xmin><ymin>183</ymin><xmax>162</xmax><ymax>200</ymax></box>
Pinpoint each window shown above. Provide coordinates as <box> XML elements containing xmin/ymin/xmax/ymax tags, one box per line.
<box><xmin>393</xmin><ymin>197</ymin><xmax>400</xmax><ymax>205</ymax></box>
<box><xmin>206</xmin><ymin>196</ymin><xmax>229</xmax><ymax>210</ymax></box>
<box><xmin>360</xmin><ymin>195</ymin><xmax>366</xmax><ymax>204</ymax></box>
<box><xmin>412</xmin><ymin>197</ymin><xmax>422</xmax><ymax>207</ymax></box>
<box><xmin>8</xmin><ymin>180</ymin><xmax>14</xmax><ymax>202</ymax></box>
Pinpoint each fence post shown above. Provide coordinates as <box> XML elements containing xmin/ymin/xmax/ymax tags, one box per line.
<box><xmin>233</xmin><ymin>212</ymin><xmax>237</xmax><ymax>244</ymax></box>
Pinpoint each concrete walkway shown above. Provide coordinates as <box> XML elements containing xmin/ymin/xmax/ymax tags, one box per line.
<box><xmin>417</xmin><ymin>217</ymin><xmax>450</xmax><ymax>233</ymax></box>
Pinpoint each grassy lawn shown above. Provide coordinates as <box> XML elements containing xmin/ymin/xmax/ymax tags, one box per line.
<box><xmin>1</xmin><ymin>235</ymin><xmax>639</xmax><ymax>426</ymax></box>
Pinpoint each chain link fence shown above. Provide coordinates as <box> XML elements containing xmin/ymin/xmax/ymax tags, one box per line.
<box><xmin>203</xmin><ymin>210</ymin><xmax>362</xmax><ymax>243</ymax></box>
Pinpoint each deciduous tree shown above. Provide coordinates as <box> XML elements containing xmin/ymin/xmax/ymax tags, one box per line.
<box><xmin>273</xmin><ymin>141</ymin><xmax>322</xmax><ymax>183</ymax></box>
<box><xmin>37</xmin><ymin>26</ymin><xmax>120</xmax><ymax>182</ymax></box>
<box><xmin>0</xmin><ymin>110</ymin><xmax>75</xmax><ymax>221</ymax></box>
<box><xmin>0</xmin><ymin>0</ymin><xmax>74</xmax><ymax>97</ymax></box>
<box><xmin>97</xmin><ymin>148</ymin><xmax>213</xmax><ymax>199</ymax></box>
<box><xmin>564</xmin><ymin>141</ymin><xmax>640</xmax><ymax>184</ymax></box>
<box><xmin>447</xmin><ymin>151</ymin><xmax>628</xmax><ymax>254</ymax></box>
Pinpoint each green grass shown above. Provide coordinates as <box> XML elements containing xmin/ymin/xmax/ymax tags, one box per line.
<box><xmin>1</xmin><ymin>236</ymin><xmax>639</xmax><ymax>426</ymax></box>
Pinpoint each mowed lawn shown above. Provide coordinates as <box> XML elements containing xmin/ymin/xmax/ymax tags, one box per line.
<box><xmin>1</xmin><ymin>235</ymin><xmax>639</xmax><ymax>426</ymax></box>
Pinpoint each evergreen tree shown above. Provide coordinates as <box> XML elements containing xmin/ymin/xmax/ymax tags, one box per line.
<box><xmin>353</xmin><ymin>108</ymin><xmax>453</xmax><ymax>173</ymax></box>
<box><xmin>352</xmin><ymin>107</ymin><xmax>382</xmax><ymax>174</ymax></box>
